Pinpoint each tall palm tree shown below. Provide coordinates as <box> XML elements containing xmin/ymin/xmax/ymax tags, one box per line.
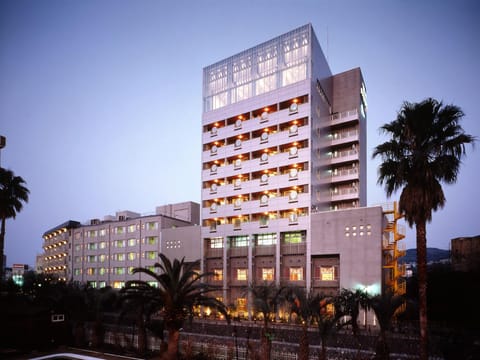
<box><xmin>0</xmin><ymin>168</ymin><xmax>29</xmax><ymax>282</ymax></box>
<box><xmin>312</xmin><ymin>293</ymin><xmax>341</xmax><ymax>360</ymax></box>
<box><xmin>129</xmin><ymin>254</ymin><xmax>229</xmax><ymax>360</ymax></box>
<box><xmin>247</xmin><ymin>282</ymin><xmax>286</xmax><ymax>360</ymax></box>
<box><xmin>372</xmin><ymin>98</ymin><xmax>475</xmax><ymax>360</ymax></box>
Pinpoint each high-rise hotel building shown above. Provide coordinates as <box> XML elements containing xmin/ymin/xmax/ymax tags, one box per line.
<box><xmin>201</xmin><ymin>24</ymin><xmax>392</xmax><ymax>312</ymax></box>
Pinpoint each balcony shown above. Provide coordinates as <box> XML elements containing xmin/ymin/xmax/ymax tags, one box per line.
<box><xmin>205</xmin><ymin>248</ymin><xmax>223</xmax><ymax>258</ymax></box>
<box><xmin>330</xmin><ymin>109</ymin><xmax>358</xmax><ymax>126</ymax></box>
<box><xmin>228</xmin><ymin>247</ymin><xmax>248</xmax><ymax>257</ymax></box>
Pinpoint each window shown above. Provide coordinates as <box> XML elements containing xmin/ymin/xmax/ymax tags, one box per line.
<box><xmin>213</xmin><ymin>269</ymin><xmax>223</xmax><ymax>281</ymax></box>
<box><xmin>256</xmin><ymin>233</ymin><xmax>276</xmax><ymax>246</ymax></box>
<box><xmin>262</xmin><ymin>268</ymin><xmax>274</xmax><ymax>281</ymax></box>
<box><xmin>74</xmin><ymin>244</ymin><xmax>81</xmax><ymax>251</ymax></box>
<box><xmin>127</xmin><ymin>252</ymin><xmax>136</xmax><ymax>261</ymax></box>
<box><xmin>210</xmin><ymin>237</ymin><xmax>223</xmax><ymax>249</ymax></box>
<box><xmin>74</xmin><ymin>256</ymin><xmax>81</xmax><ymax>263</ymax></box>
<box><xmin>146</xmin><ymin>236</ymin><xmax>158</xmax><ymax>245</ymax></box>
<box><xmin>114</xmin><ymin>226</ymin><xmax>125</xmax><ymax>234</ymax></box>
<box><xmin>237</xmin><ymin>269</ymin><xmax>248</xmax><ymax>281</ymax></box>
<box><xmin>115</xmin><ymin>240</ymin><xmax>126</xmax><ymax>248</ymax></box>
<box><xmin>128</xmin><ymin>238</ymin><xmax>136</xmax><ymax>247</ymax></box>
<box><xmin>87</xmin><ymin>281</ymin><xmax>97</xmax><ymax>288</ymax></box>
<box><xmin>145</xmin><ymin>251</ymin><xmax>157</xmax><ymax>260</ymax></box>
<box><xmin>289</xmin><ymin>267</ymin><xmax>303</xmax><ymax>281</ymax></box>
<box><xmin>127</xmin><ymin>224</ymin><xmax>136</xmax><ymax>233</ymax></box>
<box><xmin>99</xmin><ymin>254</ymin><xmax>107</xmax><ymax>262</ymax></box>
<box><xmin>99</xmin><ymin>267</ymin><xmax>107</xmax><ymax>275</ymax></box>
<box><xmin>283</xmin><ymin>231</ymin><xmax>304</xmax><ymax>244</ymax></box>
<box><xmin>113</xmin><ymin>281</ymin><xmax>125</xmax><ymax>289</ymax></box>
<box><xmin>146</xmin><ymin>221</ymin><xmax>158</xmax><ymax>230</ymax></box>
<box><xmin>99</xmin><ymin>281</ymin><xmax>107</xmax><ymax>288</ymax></box>
<box><xmin>114</xmin><ymin>253</ymin><xmax>126</xmax><ymax>261</ymax></box>
<box><xmin>87</xmin><ymin>255</ymin><xmax>97</xmax><ymax>263</ymax></box>
<box><xmin>99</xmin><ymin>241</ymin><xmax>107</xmax><ymax>249</ymax></box>
<box><xmin>74</xmin><ymin>268</ymin><xmax>81</xmax><ymax>275</ymax></box>
<box><xmin>99</xmin><ymin>229</ymin><xmax>107</xmax><ymax>237</ymax></box>
<box><xmin>88</xmin><ymin>230</ymin><xmax>98</xmax><ymax>238</ymax></box>
<box><xmin>114</xmin><ymin>267</ymin><xmax>125</xmax><ymax>275</ymax></box>
<box><xmin>230</xmin><ymin>235</ymin><xmax>248</xmax><ymax>247</ymax></box>
<box><xmin>147</xmin><ymin>281</ymin><xmax>158</xmax><ymax>288</ymax></box>
<box><xmin>86</xmin><ymin>267</ymin><xmax>96</xmax><ymax>276</ymax></box>
<box><xmin>320</xmin><ymin>266</ymin><xmax>335</xmax><ymax>281</ymax></box>
<box><xmin>87</xmin><ymin>242</ymin><xmax>97</xmax><ymax>250</ymax></box>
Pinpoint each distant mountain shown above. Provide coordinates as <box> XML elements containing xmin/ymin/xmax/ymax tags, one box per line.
<box><xmin>399</xmin><ymin>248</ymin><xmax>450</xmax><ymax>264</ymax></box>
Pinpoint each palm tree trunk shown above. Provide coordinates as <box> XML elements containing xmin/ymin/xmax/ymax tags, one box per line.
<box><xmin>416</xmin><ymin>221</ymin><xmax>428</xmax><ymax>360</ymax></box>
<box><xmin>162</xmin><ymin>329</ymin><xmax>180</xmax><ymax>360</ymax></box>
<box><xmin>298</xmin><ymin>322</ymin><xmax>309</xmax><ymax>360</ymax></box>
<box><xmin>0</xmin><ymin>216</ymin><xmax>6</xmax><ymax>282</ymax></box>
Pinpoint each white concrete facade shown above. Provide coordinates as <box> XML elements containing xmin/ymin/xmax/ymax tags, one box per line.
<box><xmin>201</xmin><ymin>24</ymin><xmax>375</xmax><ymax>310</ymax></box>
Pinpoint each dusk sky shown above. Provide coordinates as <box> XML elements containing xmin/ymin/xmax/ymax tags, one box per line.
<box><xmin>1</xmin><ymin>0</ymin><xmax>478</xmax><ymax>267</ymax></box>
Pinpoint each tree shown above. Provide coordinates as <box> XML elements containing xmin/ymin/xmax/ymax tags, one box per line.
<box><xmin>118</xmin><ymin>281</ymin><xmax>161</xmax><ymax>355</ymax></box>
<box><xmin>129</xmin><ymin>254</ymin><xmax>229</xmax><ymax>360</ymax></box>
<box><xmin>335</xmin><ymin>288</ymin><xmax>371</xmax><ymax>351</ymax></box>
<box><xmin>247</xmin><ymin>282</ymin><xmax>286</xmax><ymax>360</ymax></box>
<box><xmin>312</xmin><ymin>293</ymin><xmax>341</xmax><ymax>360</ymax></box>
<box><xmin>369</xmin><ymin>290</ymin><xmax>405</xmax><ymax>360</ymax></box>
<box><xmin>287</xmin><ymin>287</ymin><xmax>318</xmax><ymax>360</ymax></box>
<box><xmin>0</xmin><ymin>168</ymin><xmax>29</xmax><ymax>282</ymax></box>
<box><xmin>372</xmin><ymin>98</ymin><xmax>476</xmax><ymax>360</ymax></box>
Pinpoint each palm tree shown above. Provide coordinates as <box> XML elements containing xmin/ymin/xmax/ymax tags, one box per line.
<box><xmin>118</xmin><ymin>280</ymin><xmax>161</xmax><ymax>355</ymax></box>
<box><xmin>247</xmin><ymin>282</ymin><xmax>286</xmax><ymax>360</ymax></box>
<box><xmin>369</xmin><ymin>290</ymin><xmax>405</xmax><ymax>360</ymax></box>
<box><xmin>129</xmin><ymin>254</ymin><xmax>229</xmax><ymax>360</ymax></box>
<box><xmin>372</xmin><ymin>98</ymin><xmax>476</xmax><ymax>360</ymax></box>
<box><xmin>0</xmin><ymin>168</ymin><xmax>29</xmax><ymax>282</ymax></box>
<box><xmin>287</xmin><ymin>287</ymin><xmax>318</xmax><ymax>360</ymax></box>
<box><xmin>335</xmin><ymin>288</ymin><xmax>371</xmax><ymax>351</ymax></box>
<box><xmin>312</xmin><ymin>294</ymin><xmax>342</xmax><ymax>360</ymax></box>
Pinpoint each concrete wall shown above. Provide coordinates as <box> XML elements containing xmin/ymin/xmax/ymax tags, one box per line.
<box><xmin>310</xmin><ymin>206</ymin><xmax>384</xmax><ymax>293</ymax></box>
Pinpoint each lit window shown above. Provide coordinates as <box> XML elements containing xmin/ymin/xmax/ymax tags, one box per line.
<box><xmin>147</xmin><ymin>281</ymin><xmax>158</xmax><ymax>288</ymax></box>
<box><xmin>127</xmin><ymin>224</ymin><xmax>136</xmax><ymax>233</ymax></box>
<box><xmin>99</xmin><ymin>267</ymin><xmax>107</xmax><ymax>275</ymax></box>
<box><xmin>87</xmin><ymin>268</ymin><xmax>96</xmax><ymax>276</ymax></box>
<box><xmin>89</xmin><ymin>230</ymin><xmax>98</xmax><ymax>238</ymax></box>
<box><xmin>283</xmin><ymin>231</ymin><xmax>303</xmax><ymax>244</ymax></box>
<box><xmin>262</xmin><ymin>268</ymin><xmax>274</xmax><ymax>281</ymax></box>
<box><xmin>115</xmin><ymin>226</ymin><xmax>125</xmax><ymax>234</ymax></box>
<box><xmin>74</xmin><ymin>268</ymin><xmax>81</xmax><ymax>275</ymax></box>
<box><xmin>210</xmin><ymin>237</ymin><xmax>223</xmax><ymax>248</ymax></box>
<box><xmin>145</xmin><ymin>251</ymin><xmax>157</xmax><ymax>260</ymax></box>
<box><xmin>114</xmin><ymin>253</ymin><xmax>125</xmax><ymax>261</ymax></box>
<box><xmin>99</xmin><ymin>241</ymin><xmax>107</xmax><ymax>249</ymax></box>
<box><xmin>127</xmin><ymin>252</ymin><xmax>136</xmax><ymax>261</ymax></box>
<box><xmin>114</xmin><ymin>267</ymin><xmax>125</xmax><ymax>275</ymax></box>
<box><xmin>99</xmin><ymin>281</ymin><xmax>106</xmax><ymax>288</ymax></box>
<box><xmin>256</xmin><ymin>233</ymin><xmax>276</xmax><ymax>246</ymax></box>
<box><xmin>128</xmin><ymin>238</ymin><xmax>136</xmax><ymax>246</ymax></box>
<box><xmin>320</xmin><ymin>266</ymin><xmax>335</xmax><ymax>281</ymax></box>
<box><xmin>115</xmin><ymin>240</ymin><xmax>126</xmax><ymax>248</ymax></box>
<box><xmin>87</xmin><ymin>243</ymin><xmax>97</xmax><ymax>250</ymax></box>
<box><xmin>214</xmin><ymin>269</ymin><xmax>223</xmax><ymax>281</ymax></box>
<box><xmin>289</xmin><ymin>267</ymin><xmax>303</xmax><ymax>281</ymax></box>
<box><xmin>146</xmin><ymin>236</ymin><xmax>158</xmax><ymax>245</ymax></box>
<box><xmin>146</xmin><ymin>222</ymin><xmax>158</xmax><ymax>230</ymax></box>
<box><xmin>113</xmin><ymin>281</ymin><xmax>125</xmax><ymax>289</ymax></box>
<box><xmin>230</xmin><ymin>235</ymin><xmax>248</xmax><ymax>247</ymax></box>
<box><xmin>99</xmin><ymin>229</ymin><xmax>107</xmax><ymax>237</ymax></box>
<box><xmin>99</xmin><ymin>254</ymin><xmax>107</xmax><ymax>262</ymax></box>
<box><xmin>237</xmin><ymin>269</ymin><xmax>248</xmax><ymax>281</ymax></box>
<box><xmin>87</xmin><ymin>255</ymin><xmax>97</xmax><ymax>263</ymax></box>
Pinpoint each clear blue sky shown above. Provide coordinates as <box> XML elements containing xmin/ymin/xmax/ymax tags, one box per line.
<box><xmin>1</xmin><ymin>0</ymin><xmax>478</xmax><ymax>267</ymax></box>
